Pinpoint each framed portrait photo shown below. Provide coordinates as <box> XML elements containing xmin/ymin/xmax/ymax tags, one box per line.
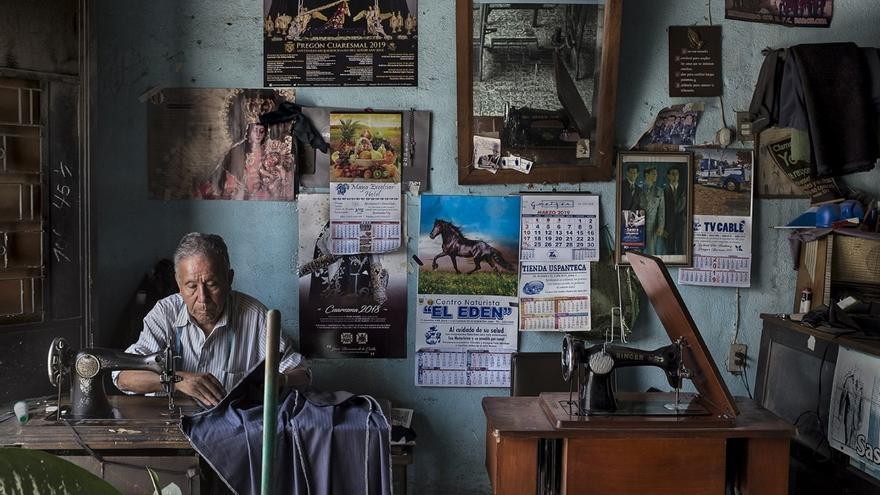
<box><xmin>615</xmin><ymin>151</ymin><xmax>693</xmax><ymax>266</ymax></box>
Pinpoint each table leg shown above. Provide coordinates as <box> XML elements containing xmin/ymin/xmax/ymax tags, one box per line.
<box><xmin>486</xmin><ymin>429</ymin><xmax>537</xmax><ymax>495</ymax></box>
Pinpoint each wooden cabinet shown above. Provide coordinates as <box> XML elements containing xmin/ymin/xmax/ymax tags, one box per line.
<box><xmin>756</xmin><ymin>315</ymin><xmax>880</xmax><ymax>494</ymax></box>
<box><xmin>483</xmin><ymin>395</ymin><xmax>792</xmax><ymax>495</ymax></box>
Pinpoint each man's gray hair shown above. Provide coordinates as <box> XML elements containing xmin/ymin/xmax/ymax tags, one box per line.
<box><xmin>173</xmin><ymin>232</ymin><xmax>231</xmax><ymax>272</ymax></box>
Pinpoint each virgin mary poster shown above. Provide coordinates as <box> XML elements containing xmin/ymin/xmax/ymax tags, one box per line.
<box><xmin>147</xmin><ymin>88</ymin><xmax>297</xmax><ymax>201</ymax></box>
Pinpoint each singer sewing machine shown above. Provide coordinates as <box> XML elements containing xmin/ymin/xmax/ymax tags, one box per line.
<box><xmin>47</xmin><ymin>337</ymin><xmax>181</xmax><ymax>419</ymax></box>
<box><xmin>500</xmin><ymin>52</ymin><xmax>592</xmax><ymax>151</ymax></box>
<box><xmin>482</xmin><ymin>252</ymin><xmax>794</xmax><ymax>494</ymax></box>
<box><xmin>501</xmin><ymin>104</ymin><xmax>578</xmax><ymax>149</ymax></box>
<box><xmin>559</xmin><ymin>336</ymin><xmax>697</xmax><ymax>416</ymax></box>
<box><xmin>0</xmin><ymin>339</ymin><xmax>200</xmax><ymax>494</ymax></box>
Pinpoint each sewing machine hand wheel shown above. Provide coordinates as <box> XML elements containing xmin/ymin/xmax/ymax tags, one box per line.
<box><xmin>47</xmin><ymin>337</ymin><xmax>73</xmax><ymax>387</ymax></box>
<box><xmin>561</xmin><ymin>334</ymin><xmax>579</xmax><ymax>382</ymax></box>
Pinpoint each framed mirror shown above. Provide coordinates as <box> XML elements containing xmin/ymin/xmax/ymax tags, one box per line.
<box><xmin>456</xmin><ymin>0</ymin><xmax>622</xmax><ymax>184</ymax></box>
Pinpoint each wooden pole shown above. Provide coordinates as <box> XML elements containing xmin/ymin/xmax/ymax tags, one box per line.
<box><xmin>261</xmin><ymin>309</ymin><xmax>281</xmax><ymax>495</ymax></box>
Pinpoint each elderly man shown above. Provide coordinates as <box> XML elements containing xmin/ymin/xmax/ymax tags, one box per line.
<box><xmin>115</xmin><ymin>232</ymin><xmax>309</xmax><ymax>406</ymax></box>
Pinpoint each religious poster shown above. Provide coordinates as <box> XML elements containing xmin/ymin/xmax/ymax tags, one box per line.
<box><xmin>416</xmin><ymin>195</ymin><xmax>520</xmax><ymax>387</ymax></box>
<box><xmin>725</xmin><ymin>0</ymin><xmax>833</xmax><ymax>28</ymax></box>
<box><xmin>264</xmin><ymin>0</ymin><xmax>418</xmax><ymax>87</ymax></box>
<box><xmin>328</xmin><ymin>112</ymin><xmax>402</xmax><ymax>254</ymax></box>
<box><xmin>297</xmin><ymin>194</ymin><xmax>407</xmax><ymax>358</ymax></box>
<box><xmin>669</xmin><ymin>26</ymin><xmax>722</xmax><ymax>97</ymax></box>
<box><xmin>828</xmin><ymin>346</ymin><xmax>880</xmax><ymax>481</ymax></box>
<box><xmin>679</xmin><ymin>148</ymin><xmax>755</xmax><ymax>287</ymax></box>
<box><xmin>518</xmin><ymin>194</ymin><xmax>598</xmax><ymax>332</ymax></box>
<box><xmin>634</xmin><ymin>103</ymin><xmax>704</xmax><ymax>151</ymax></box>
<box><xmin>147</xmin><ymin>88</ymin><xmax>297</xmax><ymax>201</ymax></box>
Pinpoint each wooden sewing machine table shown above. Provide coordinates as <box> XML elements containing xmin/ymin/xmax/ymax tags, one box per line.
<box><xmin>482</xmin><ymin>253</ymin><xmax>795</xmax><ymax>495</ymax></box>
<box><xmin>1</xmin><ymin>394</ymin><xmax>416</xmax><ymax>495</ymax></box>
<box><xmin>0</xmin><ymin>395</ymin><xmax>202</xmax><ymax>494</ymax></box>
<box><xmin>483</xmin><ymin>393</ymin><xmax>794</xmax><ymax>495</ymax></box>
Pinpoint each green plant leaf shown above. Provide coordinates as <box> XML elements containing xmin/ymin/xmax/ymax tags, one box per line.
<box><xmin>147</xmin><ymin>467</ymin><xmax>161</xmax><ymax>493</ymax></box>
<box><xmin>0</xmin><ymin>448</ymin><xmax>122</xmax><ymax>494</ymax></box>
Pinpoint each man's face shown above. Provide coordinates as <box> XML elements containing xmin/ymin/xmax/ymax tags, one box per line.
<box><xmin>667</xmin><ymin>169</ymin><xmax>680</xmax><ymax>186</ymax></box>
<box><xmin>626</xmin><ymin>167</ymin><xmax>638</xmax><ymax>182</ymax></box>
<box><xmin>176</xmin><ymin>254</ymin><xmax>232</xmax><ymax>331</ymax></box>
<box><xmin>645</xmin><ymin>169</ymin><xmax>657</xmax><ymax>185</ymax></box>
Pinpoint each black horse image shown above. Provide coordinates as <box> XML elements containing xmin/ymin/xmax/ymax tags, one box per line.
<box><xmin>428</xmin><ymin>219</ymin><xmax>515</xmax><ymax>274</ymax></box>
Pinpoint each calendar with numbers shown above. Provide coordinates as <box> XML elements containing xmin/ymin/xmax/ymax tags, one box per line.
<box><xmin>329</xmin><ymin>181</ymin><xmax>401</xmax><ymax>255</ymax></box>
<box><xmin>518</xmin><ymin>195</ymin><xmax>596</xmax><ymax>332</ymax></box>
<box><xmin>520</xmin><ymin>194</ymin><xmax>600</xmax><ymax>262</ymax></box>
<box><xmin>679</xmin><ymin>214</ymin><xmax>752</xmax><ymax>288</ymax></box>
<box><xmin>415</xmin><ymin>350</ymin><xmax>511</xmax><ymax>387</ymax></box>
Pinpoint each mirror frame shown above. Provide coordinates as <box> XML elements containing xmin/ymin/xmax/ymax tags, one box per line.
<box><xmin>456</xmin><ymin>0</ymin><xmax>623</xmax><ymax>184</ymax></box>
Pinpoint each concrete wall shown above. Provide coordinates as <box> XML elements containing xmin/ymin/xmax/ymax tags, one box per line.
<box><xmin>93</xmin><ymin>1</ymin><xmax>880</xmax><ymax>492</ymax></box>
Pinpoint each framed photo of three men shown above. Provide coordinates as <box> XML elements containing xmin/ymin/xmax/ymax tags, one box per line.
<box><xmin>616</xmin><ymin>152</ymin><xmax>693</xmax><ymax>266</ymax></box>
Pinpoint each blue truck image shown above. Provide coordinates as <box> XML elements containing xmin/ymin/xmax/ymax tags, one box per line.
<box><xmin>697</xmin><ymin>157</ymin><xmax>751</xmax><ymax>192</ymax></box>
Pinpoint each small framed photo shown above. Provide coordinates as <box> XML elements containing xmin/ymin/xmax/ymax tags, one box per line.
<box><xmin>615</xmin><ymin>151</ymin><xmax>693</xmax><ymax>266</ymax></box>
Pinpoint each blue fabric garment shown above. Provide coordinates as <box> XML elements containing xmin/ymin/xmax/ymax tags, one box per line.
<box><xmin>180</xmin><ymin>362</ymin><xmax>391</xmax><ymax>495</ymax></box>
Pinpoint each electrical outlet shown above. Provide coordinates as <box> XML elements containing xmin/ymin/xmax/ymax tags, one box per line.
<box><xmin>727</xmin><ymin>343</ymin><xmax>747</xmax><ymax>374</ymax></box>
<box><xmin>736</xmin><ymin>111</ymin><xmax>753</xmax><ymax>142</ymax></box>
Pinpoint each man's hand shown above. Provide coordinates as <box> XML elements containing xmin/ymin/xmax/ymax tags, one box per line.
<box><xmin>176</xmin><ymin>371</ymin><xmax>227</xmax><ymax>407</ymax></box>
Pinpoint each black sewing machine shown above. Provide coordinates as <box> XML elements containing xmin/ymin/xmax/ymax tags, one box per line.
<box><xmin>501</xmin><ymin>51</ymin><xmax>592</xmax><ymax>150</ymax></box>
<box><xmin>47</xmin><ymin>337</ymin><xmax>181</xmax><ymax>419</ymax></box>
<box><xmin>539</xmin><ymin>252</ymin><xmax>739</xmax><ymax>428</ymax></box>
<box><xmin>561</xmin><ymin>335</ymin><xmax>691</xmax><ymax>415</ymax></box>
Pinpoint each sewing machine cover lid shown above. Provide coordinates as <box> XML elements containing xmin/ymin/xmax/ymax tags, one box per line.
<box><xmin>627</xmin><ymin>252</ymin><xmax>739</xmax><ymax>417</ymax></box>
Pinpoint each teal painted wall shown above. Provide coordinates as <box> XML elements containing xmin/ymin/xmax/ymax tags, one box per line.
<box><xmin>94</xmin><ymin>1</ymin><xmax>880</xmax><ymax>492</ymax></box>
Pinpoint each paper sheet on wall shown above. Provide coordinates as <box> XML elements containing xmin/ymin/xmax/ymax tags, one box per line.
<box><xmin>263</xmin><ymin>0</ymin><xmax>418</xmax><ymax>87</ymax></box>
<box><xmin>298</xmin><ymin>194</ymin><xmax>407</xmax><ymax>358</ymax></box>
<box><xmin>828</xmin><ymin>346</ymin><xmax>880</xmax><ymax>481</ymax></box>
<box><xmin>416</xmin><ymin>195</ymin><xmax>521</xmax><ymax>387</ymax></box>
<box><xmin>520</xmin><ymin>194</ymin><xmax>600</xmax><ymax>262</ymax></box>
<box><xmin>330</xmin><ymin>182</ymin><xmax>401</xmax><ymax>254</ymax></box>
<box><xmin>328</xmin><ymin>112</ymin><xmax>403</xmax><ymax>255</ymax></box>
<box><xmin>679</xmin><ymin>148</ymin><xmax>754</xmax><ymax>287</ymax></box>
<box><xmin>519</xmin><ymin>262</ymin><xmax>590</xmax><ymax>331</ymax></box>
<box><xmin>415</xmin><ymin>295</ymin><xmax>518</xmax><ymax>387</ymax></box>
<box><xmin>678</xmin><ymin>215</ymin><xmax>752</xmax><ymax>287</ymax></box>
<box><xmin>518</xmin><ymin>194</ymin><xmax>596</xmax><ymax>331</ymax></box>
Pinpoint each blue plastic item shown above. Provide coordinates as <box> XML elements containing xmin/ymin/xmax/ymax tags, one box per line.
<box><xmin>816</xmin><ymin>204</ymin><xmax>841</xmax><ymax>228</ymax></box>
<box><xmin>839</xmin><ymin>200</ymin><xmax>864</xmax><ymax>220</ymax></box>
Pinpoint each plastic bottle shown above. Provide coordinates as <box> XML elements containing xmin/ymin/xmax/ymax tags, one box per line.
<box><xmin>13</xmin><ymin>401</ymin><xmax>28</xmax><ymax>425</ymax></box>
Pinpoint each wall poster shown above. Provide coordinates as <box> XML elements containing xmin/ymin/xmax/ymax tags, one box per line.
<box><xmin>416</xmin><ymin>195</ymin><xmax>520</xmax><ymax>387</ymax></box>
<box><xmin>725</xmin><ymin>0</ymin><xmax>833</xmax><ymax>28</ymax></box>
<box><xmin>264</xmin><ymin>0</ymin><xmax>418</xmax><ymax>87</ymax></box>
<box><xmin>518</xmin><ymin>194</ymin><xmax>598</xmax><ymax>332</ymax></box>
<box><xmin>829</xmin><ymin>346</ymin><xmax>880</xmax><ymax>481</ymax></box>
<box><xmin>298</xmin><ymin>194</ymin><xmax>406</xmax><ymax>358</ymax></box>
<box><xmin>760</xmin><ymin>129</ymin><xmax>842</xmax><ymax>204</ymax></box>
<box><xmin>679</xmin><ymin>148</ymin><xmax>754</xmax><ymax>287</ymax></box>
<box><xmin>148</xmin><ymin>88</ymin><xmax>297</xmax><ymax>201</ymax></box>
<box><xmin>634</xmin><ymin>103</ymin><xmax>704</xmax><ymax>151</ymax></box>
<box><xmin>669</xmin><ymin>26</ymin><xmax>722</xmax><ymax>97</ymax></box>
<box><xmin>328</xmin><ymin>112</ymin><xmax>403</xmax><ymax>254</ymax></box>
